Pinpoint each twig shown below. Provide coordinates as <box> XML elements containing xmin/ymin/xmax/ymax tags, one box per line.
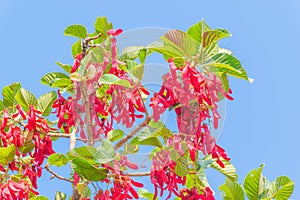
<box><xmin>82</xmin><ymin>33</ymin><xmax>102</xmax><ymax>58</ymax></box>
<box><xmin>114</xmin><ymin>116</ymin><xmax>152</xmax><ymax>150</ymax></box>
<box><xmin>46</xmin><ymin>132</ymin><xmax>102</xmax><ymax>142</ymax></box>
<box><xmin>44</xmin><ymin>164</ymin><xmax>72</xmax><ymax>183</ymax></box>
<box><xmin>126</xmin><ymin>171</ymin><xmax>151</xmax><ymax>177</ymax></box>
<box><xmin>86</xmin><ymin>32</ymin><xmax>102</xmax><ymax>42</ymax></box>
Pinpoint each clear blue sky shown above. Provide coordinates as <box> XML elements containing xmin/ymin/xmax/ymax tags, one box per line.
<box><xmin>0</xmin><ymin>0</ymin><xmax>299</xmax><ymax>199</ymax></box>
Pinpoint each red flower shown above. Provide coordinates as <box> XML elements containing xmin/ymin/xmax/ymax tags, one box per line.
<box><xmin>71</xmin><ymin>53</ymin><xmax>83</xmax><ymax>73</ymax></box>
<box><xmin>199</xmin><ymin>187</ymin><xmax>215</xmax><ymax>200</ymax></box>
<box><xmin>73</xmin><ymin>172</ymin><xmax>80</xmax><ymax>187</ymax></box>
<box><xmin>210</xmin><ymin>144</ymin><xmax>230</xmax><ymax>168</ymax></box>
<box><xmin>107</xmin><ymin>29</ymin><xmax>123</xmax><ymax>37</ymax></box>
<box><xmin>117</xmin><ymin>155</ymin><xmax>139</xmax><ymax>170</ymax></box>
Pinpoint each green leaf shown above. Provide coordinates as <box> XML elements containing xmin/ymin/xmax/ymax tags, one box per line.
<box><xmin>0</xmin><ymin>144</ymin><xmax>16</xmax><ymax>165</ymax></box>
<box><xmin>161</xmin><ymin>30</ymin><xmax>198</xmax><ymax>57</ymax></box>
<box><xmin>51</xmin><ymin>78</ymin><xmax>73</xmax><ymax>88</ymax></box>
<box><xmin>244</xmin><ymin>165</ymin><xmax>264</xmax><ymax>200</ymax></box>
<box><xmin>94</xmin><ymin>139</ymin><xmax>115</xmax><ymax>164</ymax></box>
<box><xmin>138</xmin><ymin>48</ymin><xmax>147</xmax><ymax>63</ymax></box>
<box><xmin>48</xmin><ymin>153</ymin><xmax>68</xmax><ymax>167</ymax></box>
<box><xmin>67</xmin><ymin>146</ymin><xmax>97</xmax><ymax>163</ymax></box>
<box><xmin>148</xmin><ymin>41</ymin><xmax>180</xmax><ymax>60</ymax></box>
<box><xmin>148</xmin><ymin>120</ymin><xmax>164</xmax><ymax>128</ymax></box>
<box><xmin>76</xmin><ymin>183</ymin><xmax>85</xmax><ymax>195</ymax></box>
<box><xmin>55</xmin><ymin>191</ymin><xmax>66</xmax><ymax>200</ymax></box>
<box><xmin>64</xmin><ymin>24</ymin><xmax>87</xmax><ymax>39</ymax></box>
<box><xmin>56</xmin><ymin>61</ymin><xmax>72</xmax><ymax>74</ymax></box>
<box><xmin>71</xmin><ymin>158</ymin><xmax>108</xmax><ymax>181</ymax></box>
<box><xmin>185</xmin><ymin>172</ymin><xmax>205</xmax><ymax>191</ymax></box>
<box><xmin>120</xmin><ymin>46</ymin><xmax>145</xmax><ymax>60</ymax></box>
<box><xmin>107</xmin><ymin>129</ymin><xmax>124</xmax><ymax>142</ymax></box>
<box><xmin>139</xmin><ymin>137</ymin><xmax>162</xmax><ymax>148</ymax></box>
<box><xmin>219</xmin><ymin>179</ymin><xmax>245</xmax><ymax>200</ymax></box>
<box><xmin>41</xmin><ymin>72</ymin><xmax>69</xmax><ymax>86</ymax></box>
<box><xmin>29</xmin><ymin>196</ymin><xmax>49</xmax><ymax>200</ymax></box>
<box><xmin>137</xmin><ymin>188</ymin><xmax>157</xmax><ymax>200</ymax></box>
<box><xmin>72</xmin><ymin>40</ymin><xmax>82</xmax><ymax>58</ymax></box>
<box><xmin>124</xmin><ymin>143</ymin><xmax>139</xmax><ymax>154</ymax></box>
<box><xmin>19</xmin><ymin>140</ymin><xmax>34</xmax><ymax>154</ymax></box>
<box><xmin>187</xmin><ymin>20</ymin><xmax>211</xmax><ymax>44</ymax></box>
<box><xmin>0</xmin><ymin>100</ymin><xmax>3</xmax><ymax>111</ymax></box>
<box><xmin>197</xmin><ymin>167</ymin><xmax>210</xmax><ymax>187</ymax></box>
<box><xmin>15</xmin><ymin>87</ymin><xmax>37</xmax><ymax>111</ymax></box>
<box><xmin>132</xmin><ymin>126</ymin><xmax>171</xmax><ymax>148</ymax></box>
<box><xmin>94</xmin><ymin>16</ymin><xmax>112</xmax><ymax>36</ymax></box>
<box><xmin>37</xmin><ymin>91</ymin><xmax>57</xmax><ymax>116</ymax></box>
<box><xmin>215</xmin><ymin>72</ymin><xmax>230</xmax><ymax>100</ymax></box>
<box><xmin>152</xmin><ymin>127</ymin><xmax>174</xmax><ymax>139</ymax></box>
<box><xmin>269</xmin><ymin>176</ymin><xmax>294</xmax><ymax>200</ymax></box>
<box><xmin>175</xmin><ymin>156</ymin><xmax>188</xmax><ymax>176</ymax></box>
<box><xmin>202</xmin><ymin>29</ymin><xmax>231</xmax><ymax>48</ymax></box>
<box><xmin>99</xmin><ymin>74</ymin><xmax>131</xmax><ymax>87</ymax></box>
<box><xmin>202</xmin><ymin>53</ymin><xmax>249</xmax><ymax>81</ymax></box>
<box><xmin>204</xmin><ymin>155</ymin><xmax>237</xmax><ymax>181</ymax></box>
<box><xmin>124</xmin><ymin>60</ymin><xmax>144</xmax><ymax>80</ymax></box>
<box><xmin>83</xmin><ymin>186</ymin><xmax>91</xmax><ymax>198</ymax></box>
<box><xmin>2</xmin><ymin>82</ymin><xmax>21</xmax><ymax>109</ymax></box>
<box><xmin>76</xmin><ymin>183</ymin><xmax>91</xmax><ymax>197</ymax></box>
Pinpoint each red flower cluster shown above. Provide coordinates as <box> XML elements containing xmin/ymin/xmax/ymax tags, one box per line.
<box><xmin>95</xmin><ymin>175</ymin><xmax>143</xmax><ymax>200</ymax></box>
<box><xmin>211</xmin><ymin>144</ymin><xmax>230</xmax><ymax>168</ymax></box>
<box><xmin>66</xmin><ymin>28</ymin><xmax>150</xmax><ymax>141</ymax></box>
<box><xmin>0</xmin><ymin>105</ymin><xmax>55</xmax><ymax>199</ymax></box>
<box><xmin>147</xmin><ymin>60</ymin><xmax>233</xmax><ymax>198</ymax></box>
<box><xmin>151</xmin><ymin>162</ymin><xmax>186</xmax><ymax>199</ymax></box>
<box><xmin>150</xmin><ymin>60</ymin><xmax>232</xmax><ymax>165</ymax></box>
<box><xmin>52</xmin><ymin>90</ymin><xmax>76</xmax><ymax>133</ymax></box>
<box><xmin>0</xmin><ymin>180</ymin><xmax>38</xmax><ymax>200</ymax></box>
<box><xmin>150</xmin><ymin>150</ymin><xmax>186</xmax><ymax>199</ymax></box>
<box><xmin>179</xmin><ymin>187</ymin><xmax>215</xmax><ymax>200</ymax></box>
<box><xmin>111</xmin><ymin>86</ymin><xmax>148</xmax><ymax>128</ymax></box>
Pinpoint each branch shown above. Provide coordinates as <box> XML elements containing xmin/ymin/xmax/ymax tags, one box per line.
<box><xmin>126</xmin><ymin>171</ymin><xmax>151</xmax><ymax>177</ymax></box>
<box><xmin>114</xmin><ymin>116</ymin><xmax>152</xmax><ymax>150</ymax></box>
<box><xmin>69</xmin><ymin>127</ymin><xmax>77</xmax><ymax>149</ymax></box>
<box><xmin>46</xmin><ymin>132</ymin><xmax>102</xmax><ymax>142</ymax></box>
<box><xmin>44</xmin><ymin>164</ymin><xmax>73</xmax><ymax>183</ymax></box>
<box><xmin>86</xmin><ymin>32</ymin><xmax>102</xmax><ymax>42</ymax></box>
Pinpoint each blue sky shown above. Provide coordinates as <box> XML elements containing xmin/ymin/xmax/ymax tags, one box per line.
<box><xmin>0</xmin><ymin>0</ymin><xmax>299</xmax><ymax>199</ymax></box>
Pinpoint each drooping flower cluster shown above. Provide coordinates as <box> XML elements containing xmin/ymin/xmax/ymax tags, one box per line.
<box><xmin>63</xmin><ymin>28</ymin><xmax>149</xmax><ymax>142</ymax></box>
<box><xmin>0</xmin><ymin>180</ymin><xmax>39</xmax><ymax>200</ymax></box>
<box><xmin>95</xmin><ymin>174</ymin><xmax>143</xmax><ymax>200</ymax></box>
<box><xmin>0</xmin><ymin>105</ymin><xmax>55</xmax><ymax>199</ymax></box>
<box><xmin>150</xmin><ymin>60</ymin><xmax>232</xmax><ymax>161</ymax></box>
<box><xmin>148</xmin><ymin>59</ymin><xmax>232</xmax><ymax>198</ymax></box>
<box><xmin>150</xmin><ymin>150</ymin><xmax>186</xmax><ymax>199</ymax></box>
